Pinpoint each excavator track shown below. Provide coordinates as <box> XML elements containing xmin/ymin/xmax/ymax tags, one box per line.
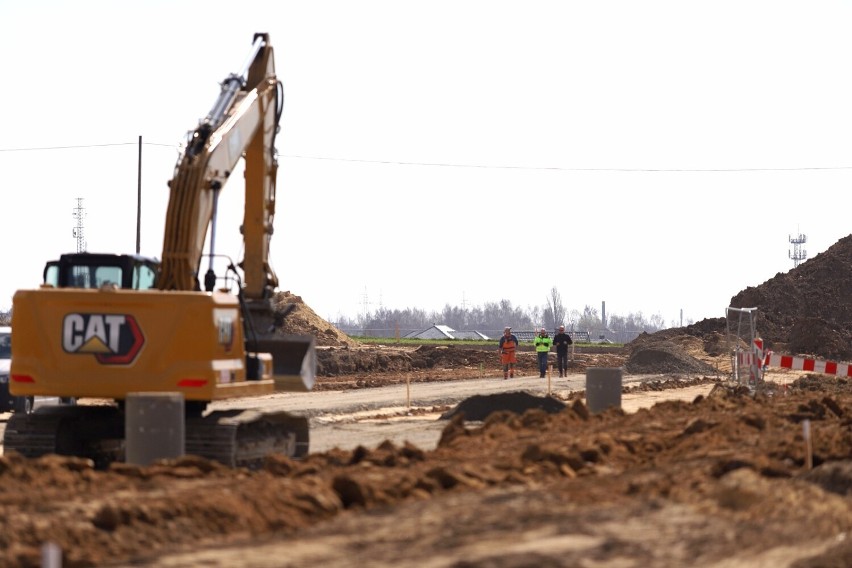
<box><xmin>3</xmin><ymin>408</ymin><xmax>69</xmax><ymax>458</ymax></box>
<box><xmin>186</xmin><ymin>409</ymin><xmax>309</xmax><ymax>469</ymax></box>
<box><xmin>3</xmin><ymin>406</ymin><xmax>124</xmax><ymax>469</ymax></box>
<box><xmin>3</xmin><ymin>405</ymin><xmax>309</xmax><ymax>470</ymax></box>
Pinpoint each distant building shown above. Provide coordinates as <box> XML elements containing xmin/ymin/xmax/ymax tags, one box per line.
<box><xmin>404</xmin><ymin>324</ymin><xmax>490</xmax><ymax>341</ymax></box>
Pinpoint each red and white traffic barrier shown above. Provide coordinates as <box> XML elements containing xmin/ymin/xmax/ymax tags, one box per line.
<box><xmin>733</xmin><ymin>338</ymin><xmax>767</xmax><ymax>384</ymax></box>
<box><xmin>735</xmin><ymin>337</ymin><xmax>852</xmax><ymax>380</ymax></box>
<box><xmin>736</xmin><ymin>338</ymin><xmax>766</xmax><ymax>367</ymax></box>
<box><xmin>764</xmin><ymin>353</ymin><xmax>852</xmax><ymax>377</ymax></box>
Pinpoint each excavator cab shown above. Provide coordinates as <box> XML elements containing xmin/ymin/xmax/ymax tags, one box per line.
<box><xmin>44</xmin><ymin>253</ymin><xmax>159</xmax><ymax>291</ymax></box>
<box><xmin>5</xmin><ymin>34</ymin><xmax>316</xmax><ymax>468</ymax></box>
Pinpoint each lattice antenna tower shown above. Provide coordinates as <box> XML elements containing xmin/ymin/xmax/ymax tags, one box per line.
<box><xmin>788</xmin><ymin>231</ymin><xmax>807</xmax><ymax>268</ymax></box>
<box><xmin>72</xmin><ymin>197</ymin><xmax>87</xmax><ymax>253</ymax></box>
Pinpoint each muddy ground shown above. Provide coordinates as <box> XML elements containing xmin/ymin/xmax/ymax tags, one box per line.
<box><xmin>1</xmin><ymin>360</ymin><xmax>850</xmax><ymax>568</ymax></box>
<box><xmin>1</xmin><ymin>339</ymin><xmax>850</xmax><ymax>567</ymax></box>
<box><xmin>0</xmin><ymin>236</ymin><xmax>851</xmax><ymax>567</ymax></box>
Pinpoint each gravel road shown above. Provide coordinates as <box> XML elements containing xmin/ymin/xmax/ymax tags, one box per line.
<box><xmin>209</xmin><ymin>371</ymin><xmax>710</xmax><ymax>453</ymax></box>
<box><xmin>0</xmin><ymin>371</ymin><xmax>710</xmax><ymax>457</ymax></box>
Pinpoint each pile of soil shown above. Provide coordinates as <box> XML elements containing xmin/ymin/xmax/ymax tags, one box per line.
<box><xmin>730</xmin><ymin>234</ymin><xmax>852</xmax><ymax>359</ymax></box>
<box><xmin>273</xmin><ymin>291</ymin><xmax>358</xmax><ymax>348</ymax></box>
<box><xmin>1</xmin><ymin>375</ymin><xmax>850</xmax><ymax>567</ymax></box>
<box><xmin>624</xmin><ymin>333</ymin><xmax>719</xmax><ymax>375</ymax></box>
<box><xmin>440</xmin><ymin>392</ymin><xmax>566</xmax><ymax>421</ymax></box>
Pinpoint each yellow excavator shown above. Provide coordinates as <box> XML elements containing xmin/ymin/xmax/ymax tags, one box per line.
<box><xmin>5</xmin><ymin>33</ymin><xmax>316</xmax><ymax>468</ymax></box>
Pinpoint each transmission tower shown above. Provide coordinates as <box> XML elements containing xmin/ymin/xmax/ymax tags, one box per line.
<box><xmin>361</xmin><ymin>286</ymin><xmax>372</xmax><ymax>318</ymax></box>
<box><xmin>360</xmin><ymin>287</ymin><xmax>375</xmax><ymax>336</ymax></box>
<box><xmin>788</xmin><ymin>232</ymin><xmax>807</xmax><ymax>268</ymax></box>
<box><xmin>72</xmin><ymin>197</ymin><xmax>87</xmax><ymax>253</ymax></box>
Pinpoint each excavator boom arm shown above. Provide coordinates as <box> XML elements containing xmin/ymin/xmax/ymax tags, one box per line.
<box><xmin>158</xmin><ymin>33</ymin><xmax>281</xmax><ymax>299</ymax></box>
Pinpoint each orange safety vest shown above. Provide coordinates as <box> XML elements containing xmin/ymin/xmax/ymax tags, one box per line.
<box><xmin>499</xmin><ymin>335</ymin><xmax>518</xmax><ymax>364</ymax></box>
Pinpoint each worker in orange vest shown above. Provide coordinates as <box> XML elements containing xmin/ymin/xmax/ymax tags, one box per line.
<box><xmin>498</xmin><ymin>327</ymin><xmax>519</xmax><ymax>380</ymax></box>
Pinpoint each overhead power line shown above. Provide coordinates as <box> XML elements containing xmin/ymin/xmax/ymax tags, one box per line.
<box><xmin>2</xmin><ymin>142</ymin><xmax>852</xmax><ymax>172</ymax></box>
<box><xmin>282</xmin><ymin>154</ymin><xmax>852</xmax><ymax>173</ymax></box>
<box><xmin>0</xmin><ymin>142</ymin><xmax>175</xmax><ymax>152</ymax></box>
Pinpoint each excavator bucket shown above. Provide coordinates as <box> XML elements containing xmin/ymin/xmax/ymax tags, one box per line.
<box><xmin>252</xmin><ymin>334</ymin><xmax>316</xmax><ymax>392</ymax></box>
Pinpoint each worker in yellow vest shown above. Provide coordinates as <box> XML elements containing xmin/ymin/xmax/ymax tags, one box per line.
<box><xmin>534</xmin><ymin>328</ymin><xmax>552</xmax><ymax>378</ymax></box>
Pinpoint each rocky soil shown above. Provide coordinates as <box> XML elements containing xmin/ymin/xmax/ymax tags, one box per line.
<box><xmin>0</xmin><ymin>236</ymin><xmax>851</xmax><ymax>567</ymax></box>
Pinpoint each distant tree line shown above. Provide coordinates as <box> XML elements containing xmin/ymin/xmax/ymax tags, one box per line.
<box><xmin>333</xmin><ymin>287</ymin><xmax>687</xmax><ymax>343</ymax></box>
<box><xmin>0</xmin><ymin>288</ymin><xmax>688</xmax><ymax>343</ymax></box>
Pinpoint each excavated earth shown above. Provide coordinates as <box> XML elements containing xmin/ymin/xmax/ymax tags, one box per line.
<box><xmin>1</xmin><ymin>236</ymin><xmax>851</xmax><ymax>567</ymax></box>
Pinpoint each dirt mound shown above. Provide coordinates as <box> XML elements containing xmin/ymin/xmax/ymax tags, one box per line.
<box><xmin>440</xmin><ymin>392</ymin><xmax>566</xmax><ymax>421</ymax></box>
<box><xmin>624</xmin><ymin>234</ymin><xmax>852</xmax><ymax>364</ymax></box>
<box><xmin>316</xmin><ymin>345</ymin><xmax>415</xmax><ymax>375</ymax></box>
<box><xmin>272</xmin><ymin>291</ymin><xmax>357</xmax><ymax>347</ymax></box>
<box><xmin>626</xmin><ymin>331</ymin><xmax>721</xmax><ymax>375</ymax></box>
<box><xmin>787</xmin><ymin>317</ymin><xmax>851</xmax><ymax>361</ymax></box>
<box><xmin>313</xmin><ymin>344</ymin><xmax>502</xmax><ymax>389</ymax></box>
<box><xmin>409</xmin><ymin>344</ymin><xmax>495</xmax><ymax>370</ymax></box>
<box><xmin>624</xmin><ymin>376</ymin><xmax>718</xmax><ymax>393</ymax></box>
<box><xmin>802</xmin><ymin>461</ymin><xmax>852</xmax><ymax>497</ymax></box>
<box><xmin>729</xmin><ymin>233</ymin><xmax>852</xmax><ymax>359</ymax></box>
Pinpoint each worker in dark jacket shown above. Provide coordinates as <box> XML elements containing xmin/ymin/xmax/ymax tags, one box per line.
<box><xmin>534</xmin><ymin>328</ymin><xmax>552</xmax><ymax>378</ymax></box>
<box><xmin>553</xmin><ymin>325</ymin><xmax>573</xmax><ymax>377</ymax></box>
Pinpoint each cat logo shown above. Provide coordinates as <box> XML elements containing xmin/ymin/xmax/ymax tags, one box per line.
<box><xmin>62</xmin><ymin>313</ymin><xmax>145</xmax><ymax>365</ymax></box>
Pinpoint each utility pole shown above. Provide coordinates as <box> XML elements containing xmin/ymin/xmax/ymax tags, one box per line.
<box><xmin>137</xmin><ymin>135</ymin><xmax>142</xmax><ymax>254</ymax></box>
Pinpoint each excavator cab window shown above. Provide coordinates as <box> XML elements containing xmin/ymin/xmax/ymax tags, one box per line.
<box><xmin>93</xmin><ymin>266</ymin><xmax>122</xmax><ymax>288</ymax></box>
<box><xmin>44</xmin><ymin>263</ymin><xmax>59</xmax><ymax>288</ymax></box>
<box><xmin>133</xmin><ymin>263</ymin><xmax>157</xmax><ymax>289</ymax></box>
<box><xmin>43</xmin><ymin>253</ymin><xmax>160</xmax><ymax>290</ymax></box>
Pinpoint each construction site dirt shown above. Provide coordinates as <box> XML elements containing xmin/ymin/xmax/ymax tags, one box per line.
<box><xmin>1</xmin><ymin>235</ymin><xmax>852</xmax><ymax>567</ymax></box>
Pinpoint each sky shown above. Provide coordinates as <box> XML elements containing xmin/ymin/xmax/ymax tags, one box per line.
<box><xmin>1</xmin><ymin>1</ymin><xmax>851</xmax><ymax>328</ymax></box>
